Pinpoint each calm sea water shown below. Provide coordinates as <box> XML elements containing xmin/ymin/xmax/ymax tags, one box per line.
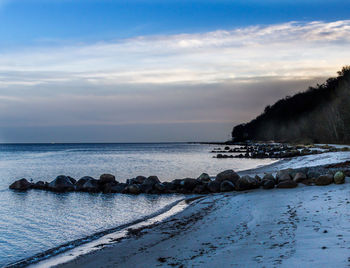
<box><xmin>0</xmin><ymin>143</ymin><xmax>276</xmax><ymax>266</ymax></box>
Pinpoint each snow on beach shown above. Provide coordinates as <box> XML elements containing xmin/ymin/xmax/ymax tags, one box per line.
<box><xmin>53</xmin><ymin>151</ymin><xmax>350</xmax><ymax>268</ymax></box>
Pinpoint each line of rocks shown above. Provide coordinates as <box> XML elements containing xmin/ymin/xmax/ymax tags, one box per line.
<box><xmin>9</xmin><ymin>168</ymin><xmax>347</xmax><ymax>195</ymax></box>
<box><xmin>213</xmin><ymin>144</ymin><xmax>350</xmax><ymax>159</ymax></box>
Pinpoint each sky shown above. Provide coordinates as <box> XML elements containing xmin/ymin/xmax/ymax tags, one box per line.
<box><xmin>0</xmin><ymin>0</ymin><xmax>350</xmax><ymax>143</ymax></box>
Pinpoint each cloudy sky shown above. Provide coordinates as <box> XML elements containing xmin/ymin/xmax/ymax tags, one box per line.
<box><xmin>0</xmin><ymin>0</ymin><xmax>349</xmax><ymax>142</ymax></box>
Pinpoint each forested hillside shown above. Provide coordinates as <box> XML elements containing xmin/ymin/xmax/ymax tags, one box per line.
<box><xmin>232</xmin><ymin>66</ymin><xmax>350</xmax><ymax>144</ymax></box>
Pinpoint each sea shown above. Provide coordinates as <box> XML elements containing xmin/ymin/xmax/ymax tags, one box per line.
<box><xmin>0</xmin><ymin>143</ymin><xmax>277</xmax><ymax>266</ymax></box>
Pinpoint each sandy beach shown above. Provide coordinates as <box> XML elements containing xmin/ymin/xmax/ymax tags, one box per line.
<box><xmin>53</xmin><ymin>176</ymin><xmax>349</xmax><ymax>268</ymax></box>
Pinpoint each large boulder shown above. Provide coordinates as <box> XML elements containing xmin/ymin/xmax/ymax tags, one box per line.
<box><xmin>276</xmin><ymin>169</ymin><xmax>293</xmax><ymax>183</ymax></box>
<box><xmin>48</xmin><ymin>175</ymin><xmax>75</xmax><ymax>192</ymax></box>
<box><xmin>32</xmin><ymin>181</ymin><xmax>47</xmax><ymax>190</ymax></box>
<box><xmin>110</xmin><ymin>183</ymin><xmax>127</xmax><ymax>193</ymax></box>
<box><xmin>139</xmin><ymin>183</ymin><xmax>154</xmax><ymax>194</ymax></box>
<box><xmin>180</xmin><ymin>178</ymin><xmax>198</xmax><ymax>191</ymax></box>
<box><xmin>262</xmin><ymin>173</ymin><xmax>275</xmax><ymax>182</ymax></box>
<box><xmin>154</xmin><ymin>183</ymin><xmax>166</xmax><ymax>193</ymax></box>
<box><xmin>235</xmin><ymin>175</ymin><xmax>259</xmax><ymax>191</ymax></box>
<box><xmin>207</xmin><ymin>181</ymin><xmax>221</xmax><ymax>193</ymax></box>
<box><xmin>143</xmin><ymin>176</ymin><xmax>160</xmax><ymax>186</ymax></box>
<box><xmin>293</xmin><ymin>172</ymin><xmax>307</xmax><ymax>183</ymax></box>
<box><xmin>197</xmin><ymin>173</ymin><xmax>211</xmax><ymax>183</ymax></box>
<box><xmin>163</xmin><ymin>182</ymin><xmax>176</xmax><ymax>191</ymax></box>
<box><xmin>135</xmin><ymin>176</ymin><xmax>147</xmax><ymax>184</ymax></box>
<box><xmin>334</xmin><ymin>171</ymin><xmax>345</xmax><ymax>184</ymax></box>
<box><xmin>276</xmin><ymin>180</ymin><xmax>298</xmax><ymax>188</ymax></box>
<box><xmin>263</xmin><ymin>180</ymin><xmax>275</xmax><ymax>189</ymax></box>
<box><xmin>315</xmin><ymin>174</ymin><xmax>333</xmax><ymax>186</ymax></box>
<box><xmin>193</xmin><ymin>184</ymin><xmax>207</xmax><ymax>194</ymax></box>
<box><xmin>220</xmin><ymin>180</ymin><xmax>235</xmax><ymax>192</ymax></box>
<box><xmin>81</xmin><ymin>179</ymin><xmax>100</xmax><ymax>192</ymax></box>
<box><xmin>76</xmin><ymin>176</ymin><xmax>96</xmax><ymax>191</ymax></box>
<box><xmin>215</xmin><ymin>170</ymin><xmax>240</xmax><ymax>184</ymax></box>
<box><xmin>127</xmin><ymin>184</ymin><xmax>141</xmax><ymax>194</ymax></box>
<box><xmin>99</xmin><ymin>174</ymin><xmax>116</xmax><ymax>184</ymax></box>
<box><xmin>9</xmin><ymin>178</ymin><xmax>32</xmax><ymax>191</ymax></box>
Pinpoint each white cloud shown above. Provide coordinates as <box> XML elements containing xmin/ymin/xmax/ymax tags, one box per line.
<box><xmin>0</xmin><ymin>20</ymin><xmax>349</xmax><ymax>140</ymax></box>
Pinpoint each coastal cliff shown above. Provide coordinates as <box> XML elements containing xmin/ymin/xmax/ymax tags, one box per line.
<box><xmin>232</xmin><ymin>66</ymin><xmax>350</xmax><ymax>144</ymax></box>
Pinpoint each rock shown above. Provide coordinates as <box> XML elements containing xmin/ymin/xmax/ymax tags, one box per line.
<box><xmin>99</xmin><ymin>174</ymin><xmax>116</xmax><ymax>184</ymax></box>
<box><xmin>180</xmin><ymin>178</ymin><xmax>198</xmax><ymax>191</ymax></box>
<box><xmin>254</xmin><ymin>175</ymin><xmax>262</xmax><ymax>183</ymax></box>
<box><xmin>220</xmin><ymin>180</ymin><xmax>235</xmax><ymax>192</ymax></box>
<box><xmin>207</xmin><ymin>181</ymin><xmax>221</xmax><ymax>193</ymax></box>
<box><xmin>262</xmin><ymin>173</ymin><xmax>275</xmax><ymax>182</ymax></box>
<box><xmin>110</xmin><ymin>183</ymin><xmax>127</xmax><ymax>193</ymax></box>
<box><xmin>139</xmin><ymin>184</ymin><xmax>154</xmax><ymax>194</ymax></box>
<box><xmin>67</xmin><ymin>176</ymin><xmax>76</xmax><ymax>185</ymax></box>
<box><xmin>32</xmin><ymin>181</ymin><xmax>47</xmax><ymax>190</ymax></box>
<box><xmin>76</xmin><ymin>176</ymin><xmax>96</xmax><ymax>191</ymax></box>
<box><xmin>127</xmin><ymin>184</ymin><xmax>141</xmax><ymax>194</ymax></box>
<box><xmin>81</xmin><ymin>179</ymin><xmax>100</xmax><ymax>192</ymax></box>
<box><xmin>48</xmin><ymin>175</ymin><xmax>75</xmax><ymax>192</ymax></box>
<box><xmin>293</xmin><ymin>172</ymin><xmax>307</xmax><ymax>183</ymax></box>
<box><xmin>300</xmin><ymin>178</ymin><xmax>314</xmax><ymax>186</ymax></box>
<box><xmin>263</xmin><ymin>180</ymin><xmax>275</xmax><ymax>189</ymax></box>
<box><xmin>307</xmin><ymin>170</ymin><xmax>321</xmax><ymax>181</ymax></box>
<box><xmin>276</xmin><ymin>180</ymin><xmax>298</xmax><ymax>188</ymax></box>
<box><xmin>276</xmin><ymin>169</ymin><xmax>293</xmax><ymax>183</ymax></box>
<box><xmin>163</xmin><ymin>182</ymin><xmax>176</xmax><ymax>191</ymax></box>
<box><xmin>9</xmin><ymin>178</ymin><xmax>32</xmax><ymax>191</ymax></box>
<box><xmin>154</xmin><ymin>183</ymin><xmax>166</xmax><ymax>193</ymax></box>
<box><xmin>215</xmin><ymin>170</ymin><xmax>240</xmax><ymax>184</ymax></box>
<box><xmin>143</xmin><ymin>176</ymin><xmax>160</xmax><ymax>186</ymax></box>
<box><xmin>235</xmin><ymin>175</ymin><xmax>259</xmax><ymax>191</ymax></box>
<box><xmin>135</xmin><ymin>176</ymin><xmax>146</xmax><ymax>184</ymax></box>
<box><xmin>102</xmin><ymin>182</ymin><xmax>118</xmax><ymax>193</ymax></box>
<box><xmin>224</xmin><ymin>146</ymin><xmax>230</xmax><ymax>150</ymax></box>
<box><xmin>315</xmin><ymin>174</ymin><xmax>333</xmax><ymax>186</ymax></box>
<box><xmin>197</xmin><ymin>173</ymin><xmax>211</xmax><ymax>183</ymax></box>
<box><xmin>334</xmin><ymin>171</ymin><xmax>345</xmax><ymax>184</ymax></box>
<box><xmin>193</xmin><ymin>184</ymin><xmax>207</xmax><ymax>194</ymax></box>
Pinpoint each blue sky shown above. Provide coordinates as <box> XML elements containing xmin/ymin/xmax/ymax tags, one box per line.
<box><xmin>1</xmin><ymin>0</ymin><xmax>349</xmax><ymax>46</ymax></box>
<box><xmin>0</xmin><ymin>0</ymin><xmax>349</xmax><ymax>142</ymax></box>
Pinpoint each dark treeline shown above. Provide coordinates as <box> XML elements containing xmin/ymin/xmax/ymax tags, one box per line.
<box><xmin>232</xmin><ymin>66</ymin><xmax>350</xmax><ymax>144</ymax></box>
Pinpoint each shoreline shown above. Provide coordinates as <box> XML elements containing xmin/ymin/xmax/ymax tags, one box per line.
<box><xmin>22</xmin><ymin>151</ymin><xmax>350</xmax><ymax>267</ymax></box>
<box><xmin>6</xmin><ymin>197</ymin><xmax>194</xmax><ymax>268</ymax></box>
<box><xmin>56</xmin><ymin>176</ymin><xmax>350</xmax><ymax>268</ymax></box>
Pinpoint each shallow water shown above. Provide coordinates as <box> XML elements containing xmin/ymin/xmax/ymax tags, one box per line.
<box><xmin>0</xmin><ymin>143</ymin><xmax>276</xmax><ymax>266</ymax></box>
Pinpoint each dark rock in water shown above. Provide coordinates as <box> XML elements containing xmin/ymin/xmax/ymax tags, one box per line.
<box><xmin>110</xmin><ymin>183</ymin><xmax>127</xmax><ymax>193</ymax></box>
<box><xmin>193</xmin><ymin>184</ymin><xmax>207</xmax><ymax>194</ymax></box>
<box><xmin>224</xmin><ymin>146</ymin><xmax>230</xmax><ymax>150</ymax></box>
<box><xmin>154</xmin><ymin>183</ymin><xmax>166</xmax><ymax>193</ymax></box>
<box><xmin>197</xmin><ymin>173</ymin><xmax>211</xmax><ymax>183</ymax></box>
<box><xmin>67</xmin><ymin>176</ymin><xmax>76</xmax><ymax>185</ymax></box>
<box><xmin>334</xmin><ymin>171</ymin><xmax>345</xmax><ymax>184</ymax></box>
<box><xmin>276</xmin><ymin>180</ymin><xmax>298</xmax><ymax>188</ymax></box>
<box><xmin>163</xmin><ymin>182</ymin><xmax>176</xmax><ymax>191</ymax></box>
<box><xmin>235</xmin><ymin>175</ymin><xmax>259</xmax><ymax>191</ymax></box>
<box><xmin>215</xmin><ymin>170</ymin><xmax>240</xmax><ymax>184</ymax></box>
<box><xmin>263</xmin><ymin>180</ymin><xmax>275</xmax><ymax>189</ymax></box>
<box><xmin>135</xmin><ymin>176</ymin><xmax>147</xmax><ymax>184</ymax></box>
<box><xmin>143</xmin><ymin>176</ymin><xmax>160</xmax><ymax>186</ymax></box>
<box><xmin>315</xmin><ymin>174</ymin><xmax>333</xmax><ymax>186</ymax></box>
<box><xmin>33</xmin><ymin>181</ymin><xmax>47</xmax><ymax>190</ymax></box>
<box><xmin>9</xmin><ymin>178</ymin><xmax>32</xmax><ymax>191</ymax></box>
<box><xmin>127</xmin><ymin>184</ymin><xmax>141</xmax><ymax>194</ymax></box>
<box><xmin>76</xmin><ymin>176</ymin><xmax>96</xmax><ymax>191</ymax></box>
<box><xmin>139</xmin><ymin>183</ymin><xmax>154</xmax><ymax>194</ymax></box>
<box><xmin>48</xmin><ymin>175</ymin><xmax>75</xmax><ymax>192</ymax></box>
<box><xmin>293</xmin><ymin>172</ymin><xmax>307</xmax><ymax>183</ymax></box>
<box><xmin>220</xmin><ymin>180</ymin><xmax>235</xmax><ymax>192</ymax></box>
<box><xmin>181</xmin><ymin>178</ymin><xmax>198</xmax><ymax>191</ymax></box>
<box><xmin>81</xmin><ymin>179</ymin><xmax>100</xmax><ymax>192</ymax></box>
<box><xmin>207</xmin><ymin>181</ymin><xmax>220</xmax><ymax>193</ymax></box>
<box><xmin>99</xmin><ymin>174</ymin><xmax>116</xmax><ymax>184</ymax></box>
